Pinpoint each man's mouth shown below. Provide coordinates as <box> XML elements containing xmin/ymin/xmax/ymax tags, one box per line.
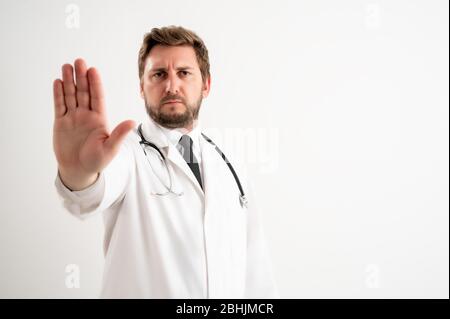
<box><xmin>163</xmin><ymin>100</ymin><xmax>183</xmax><ymax>104</ymax></box>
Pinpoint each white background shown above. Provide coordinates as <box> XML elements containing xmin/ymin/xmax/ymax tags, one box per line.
<box><xmin>0</xmin><ymin>0</ymin><xmax>448</xmax><ymax>298</ymax></box>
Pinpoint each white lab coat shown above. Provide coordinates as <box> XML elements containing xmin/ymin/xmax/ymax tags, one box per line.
<box><xmin>54</xmin><ymin>117</ymin><xmax>279</xmax><ymax>299</ymax></box>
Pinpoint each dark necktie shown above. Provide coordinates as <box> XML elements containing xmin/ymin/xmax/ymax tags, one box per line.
<box><xmin>178</xmin><ymin>135</ymin><xmax>203</xmax><ymax>190</ymax></box>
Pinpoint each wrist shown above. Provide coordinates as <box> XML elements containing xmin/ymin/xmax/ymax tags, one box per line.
<box><xmin>58</xmin><ymin>167</ymin><xmax>99</xmax><ymax>191</ymax></box>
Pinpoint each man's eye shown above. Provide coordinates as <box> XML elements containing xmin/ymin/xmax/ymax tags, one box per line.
<box><xmin>152</xmin><ymin>71</ymin><xmax>189</xmax><ymax>78</ymax></box>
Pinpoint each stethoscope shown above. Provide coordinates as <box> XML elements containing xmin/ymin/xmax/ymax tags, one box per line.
<box><xmin>137</xmin><ymin>124</ymin><xmax>248</xmax><ymax>208</ymax></box>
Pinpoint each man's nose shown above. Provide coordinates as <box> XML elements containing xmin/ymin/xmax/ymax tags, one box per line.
<box><xmin>164</xmin><ymin>72</ymin><xmax>181</xmax><ymax>94</ymax></box>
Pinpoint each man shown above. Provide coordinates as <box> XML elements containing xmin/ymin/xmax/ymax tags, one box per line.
<box><xmin>53</xmin><ymin>25</ymin><xmax>278</xmax><ymax>298</ymax></box>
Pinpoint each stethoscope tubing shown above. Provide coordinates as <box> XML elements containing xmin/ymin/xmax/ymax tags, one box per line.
<box><xmin>137</xmin><ymin>124</ymin><xmax>247</xmax><ymax>208</ymax></box>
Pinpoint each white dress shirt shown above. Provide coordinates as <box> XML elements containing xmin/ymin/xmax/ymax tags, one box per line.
<box><xmin>156</xmin><ymin>120</ymin><xmax>203</xmax><ymax>178</ymax></box>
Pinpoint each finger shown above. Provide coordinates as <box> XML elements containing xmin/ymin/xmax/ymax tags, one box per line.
<box><xmin>74</xmin><ymin>58</ymin><xmax>90</xmax><ymax>110</ymax></box>
<box><xmin>62</xmin><ymin>64</ymin><xmax>77</xmax><ymax>110</ymax></box>
<box><xmin>87</xmin><ymin>67</ymin><xmax>105</xmax><ymax>114</ymax></box>
<box><xmin>53</xmin><ymin>79</ymin><xmax>67</xmax><ymax>118</ymax></box>
<box><xmin>104</xmin><ymin>120</ymin><xmax>136</xmax><ymax>152</ymax></box>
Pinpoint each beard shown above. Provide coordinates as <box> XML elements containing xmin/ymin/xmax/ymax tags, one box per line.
<box><xmin>144</xmin><ymin>92</ymin><xmax>203</xmax><ymax>129</ymax></box>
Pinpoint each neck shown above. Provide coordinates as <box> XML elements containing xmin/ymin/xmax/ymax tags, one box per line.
<box><xmin>158</xmin><ymin>119</ymin><xmax>198</xmax><ymax>134</ymax></box>
<box><xmin>180</xmin><ymin>122</ymin><xmax>194</xmax><ymax>133</ymax></box>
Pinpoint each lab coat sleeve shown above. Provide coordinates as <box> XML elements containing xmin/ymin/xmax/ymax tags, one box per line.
<box><xmin>54</xmin><ymin>137</ymin><xmax>134</xmax><ymax>221</ymax></box>
<box><xmin>243</xmin><ymin>179</ymin><xmax>280</xmax><ymax>298</ymax></box>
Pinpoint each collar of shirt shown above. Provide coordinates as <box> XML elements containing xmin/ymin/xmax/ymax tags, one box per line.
<box><xmin>155</xmin><ymin>119</ymin><xmax>202</xmax><ymax>163</ymax></box>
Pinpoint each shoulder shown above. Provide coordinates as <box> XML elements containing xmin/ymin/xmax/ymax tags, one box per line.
<box><xmin>110</xmin><ymin>128</ymin><xmax>142</xmax><ymax>167</ymax></box>
<box><xmin>122</xmin><ymin>127</ymin><xmax>142</xmax><ymax>151</ymax></box>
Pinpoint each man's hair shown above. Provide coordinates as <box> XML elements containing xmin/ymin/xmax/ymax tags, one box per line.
<box><xmin>138</xmin><ymin>25</ymin><xmax>211</xmax><ymax>84</ymax></box>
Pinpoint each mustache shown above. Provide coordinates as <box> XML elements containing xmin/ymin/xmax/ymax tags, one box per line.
<box><xmin>161</xmin><ymin>95</ymin><xmax>185</xmax><ymax>104</ymax></box>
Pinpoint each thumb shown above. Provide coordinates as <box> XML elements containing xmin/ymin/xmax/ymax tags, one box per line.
<box><xmin>104</xmin><ymin>120</ymin><xmax>136</xmax><ymax>152</ymax></box>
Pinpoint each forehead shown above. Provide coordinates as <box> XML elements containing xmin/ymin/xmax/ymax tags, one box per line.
<box><xmin>144</xmin><ymin>45</ymin><xmax>199</xmax><ymax>72</ymax></box>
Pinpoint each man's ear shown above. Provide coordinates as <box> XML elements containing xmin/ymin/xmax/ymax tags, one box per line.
<box><xmin>202</xmin><ymin>76</ymin><xmax>211</xmax><ymax>98</ymax></box>
<box><xmin>139</xmin><ymin>81</ymin><xmax>144</xmax><ymax>99</ymax></box>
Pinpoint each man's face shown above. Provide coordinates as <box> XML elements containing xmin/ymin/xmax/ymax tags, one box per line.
<box><xmin>140</xmin><ymin>44</ymin><xmax>211</xmax><ymax>129</ymax></box>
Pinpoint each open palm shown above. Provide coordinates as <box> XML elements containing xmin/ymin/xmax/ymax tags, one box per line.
<box><xmin>53</xmin><ymin>59</ymin><xmax>134</xmax><ymax>187</ymax></box>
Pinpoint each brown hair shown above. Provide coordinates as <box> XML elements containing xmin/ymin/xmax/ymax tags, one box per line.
<box><xmin>138</xmin><ymin>25</ymin><xmax>210</xmax><ymax>84</ymax></box>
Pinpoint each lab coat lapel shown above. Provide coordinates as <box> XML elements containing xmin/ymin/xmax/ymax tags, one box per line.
<box><xmin>166</xmin><ymin>144</ymin><xmax>204</xmax><ymax>195</ymax></box>
<box><xmin>200</xmin><ymin>135</ymin><xmax>228</xmax><ymax>208</ymax></box>
<box><xmin>141</xmin><ymin>118</ymin><xmax>204</xmax><ymax>195</ymax></box>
